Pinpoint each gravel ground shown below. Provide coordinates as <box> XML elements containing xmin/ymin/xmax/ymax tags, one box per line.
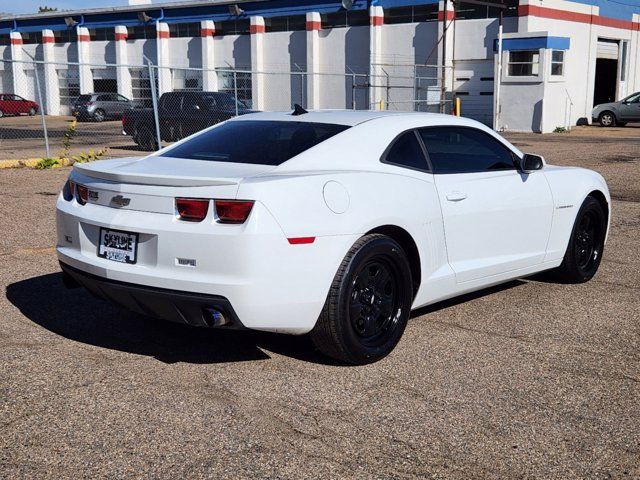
<box><xmin>0</xmin><ymin>126</ymin><xmax>638</xmax><ymax>479</ymax></box>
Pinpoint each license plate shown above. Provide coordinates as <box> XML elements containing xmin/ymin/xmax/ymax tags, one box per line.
<box><xmin>98</xmin><ymin>228</ymin><xmax>138</xmax><ymax>264</ymax></box>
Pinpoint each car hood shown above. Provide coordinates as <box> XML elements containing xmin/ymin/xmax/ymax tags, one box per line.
<box><xmin>592</xmin><ymin>102</ymin><xmax>618</xmax><ymax>111</ymax></box>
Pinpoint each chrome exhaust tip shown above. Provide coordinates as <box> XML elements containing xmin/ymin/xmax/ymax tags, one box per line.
<box><xmin>204</xmin><ymin>308</ymin><xmax>230</xmax><ymax>327</ymax></box>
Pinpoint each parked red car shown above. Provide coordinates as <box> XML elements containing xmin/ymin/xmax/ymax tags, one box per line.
<box><xmin>0</xmin><ymin>94</ymin><xmax>39</xmax><ymax>118</ymax></box>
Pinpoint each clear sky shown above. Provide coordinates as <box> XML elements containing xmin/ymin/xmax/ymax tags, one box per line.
<box><xmin>1</xmin><ymin>0</ymin><xmax>143</xmax><ymax>15</ymax></box>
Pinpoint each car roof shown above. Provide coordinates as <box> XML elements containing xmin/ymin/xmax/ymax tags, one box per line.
<box><xmin>230</xmin><ymin>109</ymin><xmax>483</xmax><ymax>127</ymax></box>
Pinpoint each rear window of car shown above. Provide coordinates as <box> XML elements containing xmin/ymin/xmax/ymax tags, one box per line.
<box><xmin>161</xmin><ymin>120</ymin><xmax>350</xmax><ymax>165</ymax></box>
<box><xmin>76</xmin><ymin>95</ymin><xmax>92</xmax><ymax>103</ymax></box>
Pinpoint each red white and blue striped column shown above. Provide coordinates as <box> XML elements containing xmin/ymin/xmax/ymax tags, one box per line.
<box><xmin>306</xmin><ymin>11</ymin><xmax>321</xmax><ymax>109</ymax></box>
<box><xmin>201</xmin><ymin>20</ymin><xmax>218</xmax><ymax>91</ymax></box>
<box><xmin>115</xmin><ymin>26</ymin><xmax>133</xmax><ymax>101</ymax></box>
<box><xmin>156</xmin><ymin>22</ymin><xmax>172</xmax><ymax>95</ymax></box>
<box><xmin>42</xmin><ymin>29</ymin><xmax>60</xmax><ymax>115</ymax></box>
<box><xmin>250</xmin><ymin>16</ymin><xmax>265</xmax><ymax>110</ymax></box>
<box><xmin>369</xmin><ymin>5</ymin><xmax>384</xmax><ymax>110</ymax></box>
<box><xmin>438</xmin><ymin>0</ymin><xmax>455</xmax><ymax>110</ymax></box>
<box><xmin>9</xmin><ymin>32</ymin><xmax>28</xmax><ymax>99</ymax></box>
<box><xmin>76</xmin><ymin>26</ymin><xmax>93</xmax><ymax>94</ymax></box>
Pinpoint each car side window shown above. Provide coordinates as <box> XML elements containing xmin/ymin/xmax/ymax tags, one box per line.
<box><xmin>116</xmin><ymin>94</ymin><xmax>129</xmax><ymax>102</ymax></box>
<box><xmin>383</xmin><ymin>131</ymin><xmax>430</xmax><ymax>172</ymax></box>
<box><xmin>97</xmin><ymin>94</ymin><xmax>111</xmax><ymax>102</ymax></box>
<box><xmin>419</xmin><ymin>127</ymin><xmax>516</xmax><ymax>174</ymax></box>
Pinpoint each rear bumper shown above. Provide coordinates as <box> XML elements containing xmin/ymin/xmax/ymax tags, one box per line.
<box><xmin>56</xmin><ymin>192</ymin><xmax>359</xmax><ymax>334</ymax></box>
<box><xmin>61</xmin><ymin>261</ymin><xmax>244</xmax><ymax>329</ymax></box>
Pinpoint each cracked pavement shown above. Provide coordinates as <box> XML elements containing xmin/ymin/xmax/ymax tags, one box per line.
<box><xmin>1</xmin><ymin>126</ymin><xmax>639</xmax><ymax>479</ymax></box>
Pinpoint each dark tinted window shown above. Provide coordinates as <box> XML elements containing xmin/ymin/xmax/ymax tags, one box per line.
<box><xmin>419</xmin><ymin>127</ymin><xmax>516</xmax><ymax>174</ymax></box>
<box><xmin>384</xmin><ymin>131</ymin><xmax>429</xmax><ymax>171</ymax></box>
<box><xmin>162</xmin><ymin>121</ymin><xmax>350</xmax><ymax>165</ymax></box>
<box><xmin>76</xmin><ymin>95</ymin><xmax>92</xmax><ymax>103</ymax></box>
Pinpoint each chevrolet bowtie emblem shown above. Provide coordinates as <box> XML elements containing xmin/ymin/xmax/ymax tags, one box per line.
<box><xmin>111</xmin><ymin>195</ymin><xmax>131</xmax><ymax>207</ymax></box>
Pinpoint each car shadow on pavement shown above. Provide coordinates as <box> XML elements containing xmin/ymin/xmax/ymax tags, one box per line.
<box><xmin>6</xmin><ymin>272</ymin><xmax>337</xmax><ymax>366</ymax></box>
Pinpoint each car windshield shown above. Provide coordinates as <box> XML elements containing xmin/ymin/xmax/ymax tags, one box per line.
<box><xmin>216</xmin><ymin>94</ymin><xmax>248</xmax><ymax>110</ymax></box>
<box><xmin>622</xmin><ymin>92</ymin><xmax>640</xmax><ymax>103</ymax></box>
<box><xmin>161</xmin><ymin>120</ymin><xmax>350</xmax><ymax>165</ymax></box>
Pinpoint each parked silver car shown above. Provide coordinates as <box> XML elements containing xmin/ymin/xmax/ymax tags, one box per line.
<box><xmin>72</xmin><ymin>93</ymin><xmax>135</xmax><ymax>122</ymax></box>
<box><xmin>592</xmin><ymin>91</ymin><xmax>640</xmax><ymax>127</ymax></box>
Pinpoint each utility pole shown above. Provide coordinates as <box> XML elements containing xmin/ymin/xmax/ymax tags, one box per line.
<box><xmin>440</xmin><ymin>0</ymin><xmax>449</xmax><ymax>113</ymax></box>
<box><xmin>494</xmin><ymin>0</ymin><xmax>504</xmax><ymax>131</ymax></box>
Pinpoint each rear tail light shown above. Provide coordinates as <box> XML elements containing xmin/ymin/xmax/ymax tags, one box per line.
<box><xmin>84</xmin><ymin>101</ymin><xmax>93</xmax><ymax>107</ymax></box>
<box><xmin>76</xmin><ymin>184</ymin><xmax>88</xmax><ymax>205</ymax></box>
<box><xmin>214</xmin><ymin>200</ymin><xmax>254</xmax><ymax>224</ymax></box>
<box><xmin>176</xmin><ymin>198</ymin><xmax>209</xmax><ymax>222</ymax></box>
<box><xmin>63</xmin><ymin>180</ymin><xmax>75</xmax><ymax>201</ymax></box>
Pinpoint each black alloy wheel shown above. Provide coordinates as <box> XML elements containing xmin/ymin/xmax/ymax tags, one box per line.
<box><xmin>311</xmin><ymin>234</ymin><xmax>413</xmax><ymax>365</ymax></box>
<box><xmin>349</xmin><ymin>258</ymin><xmax>402</xmax><ymax>348</ymax></box>
<box><xmin>553</xmin><ymin>196</ymin><xmax>606</xmax><ymax>283</ymax></box>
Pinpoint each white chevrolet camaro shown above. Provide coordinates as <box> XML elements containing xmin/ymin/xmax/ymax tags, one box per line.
<box><xmin>56</xmin><ymin>109</ymin><xmax>610</xmax><ymax>364</ymax></box>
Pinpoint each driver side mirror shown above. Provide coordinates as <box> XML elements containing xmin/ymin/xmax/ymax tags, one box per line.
<box><xmin>520</xmin><ymin>153</ymin><xmax>545</xmax><ymax>173</ymax></box>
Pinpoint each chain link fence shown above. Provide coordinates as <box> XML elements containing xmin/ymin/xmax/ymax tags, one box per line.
<box><xmin>0</xmin><ymin>58</ymin><xmax>455</xmax><ymax>162</ymax></box>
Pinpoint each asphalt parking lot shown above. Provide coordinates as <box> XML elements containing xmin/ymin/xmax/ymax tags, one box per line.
<box><xmin>1</xmin><ymin>126</ymin><xmax>639</xmax><ymax>478</ymax></box>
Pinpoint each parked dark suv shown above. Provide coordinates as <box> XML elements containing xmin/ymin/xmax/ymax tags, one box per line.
<box><xmin>72</xmin><ymin>93</ymin><xmax>135</xmax><ymax>122</ymax></box>
<box><xmin>122</xmin><ymin>91</ymin><xmax>254</xmax><ymax>150</ymax></box>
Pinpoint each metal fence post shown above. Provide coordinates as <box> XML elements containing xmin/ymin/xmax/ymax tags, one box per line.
<box><xmin>145</xmin><ymin>56</ymin><xmax>162</xmax><ymax>150</ymax></box>
<box><xmin>233</xmin><ymin>69</ymin><xmax>239</xmax><ymax>117</ymax></box>
<box><xmin>33</xmin><ymin>61</ymin><xmax>50</xmax><ymax>159</ymax></box>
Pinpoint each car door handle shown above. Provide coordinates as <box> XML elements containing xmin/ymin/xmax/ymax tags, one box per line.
<box><xmin>446</xmin><ymin>191</ymin><xmax>468</xmax><ymax>202</ymax></box>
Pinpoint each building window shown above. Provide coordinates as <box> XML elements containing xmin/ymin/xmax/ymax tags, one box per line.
<box><xmin>507</xmin><ymin>50</ymin><xmax>539</xmax><ymax>76</ymax></box>
<box><xmin>265</xmin><ymin>15</ymin><xmax>306</xmax><ymax>32</ymax></box>
<box><xmin>321</xmin><ymin>9</ymin><xmax>369</xmax><ymax>28</ymax></box>
<box><xmin>169</xmin><ymin>23</ymin><xmax>201</xmax><ymax>38</ymax></box>
<box><xmin>217</xmin><ymin>19</ymin><xmax>250</xmax><ymax>35</ymax></box>
<box><xmin>89</xmin><ymin>28</ymin><xmax>115</xmax><ymax>41</ymax></box>
<box><xmin>127</xmin><ymin>25</ymin><xmax>157</xmax><ymax>40</ymax></box>
<box><xmin>456</xmin><ymin>0</ymin><xmax>519</xmax><ymax>19</ymax></box>
<box><xmin>58</xmin><ymin>69</ymin><xmax>80</xmax><ymax>109</ymax></box>
<box><xmin>384</xmin><ymin>5</ymin><xmax>438</xmax><ymax>24</ymax></box>
<box><xmin>21</xmin><ymin>32</ymin><xmax>43</xmax><ymax>44</ymax></box>
<box><xmin>217</xmin><ymin>70</ymin><xmax>252</xmax><ymax>108</ymax></box>
<box><xmin>54</xmin><ymin>29</ymin><xmax>77</xmax><ymax>43</ymax></box>
<box><xmin>550</xmin><ymin>50</ymin><xmax>564</xmax><ymax>76</ymax></box>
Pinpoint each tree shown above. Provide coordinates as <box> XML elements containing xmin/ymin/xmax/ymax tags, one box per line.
<box><xmin>38</xmin><ymin>6</ymin><xmax>58</xmax><ymax>13</ymax></box>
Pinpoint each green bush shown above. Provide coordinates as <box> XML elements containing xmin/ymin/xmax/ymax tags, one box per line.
<box><xmin>34</xmin><ymin>157</ymin><xmax>60</xmax><ymax>169</ymax></box>
<box><xmin>553</xmin><ymin>126</ymin><xmax>568</xmax><ymax>133</ymax></box>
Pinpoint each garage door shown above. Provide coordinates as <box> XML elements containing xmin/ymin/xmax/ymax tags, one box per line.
<box><xmin>596</xmin><ymin>39</ymin><xmax>619</xmax><ymax>60</ymax></box>
<box><xmin>454</xmin><ymin>60</ymin><xmax>494</xmax><ymax>126</ymax></box>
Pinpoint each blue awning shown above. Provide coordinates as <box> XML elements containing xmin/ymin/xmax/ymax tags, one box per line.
<box><xmin>494</xmin><ymin>36</ymin><xmax>571</xmax><ymax>52</ymax></box>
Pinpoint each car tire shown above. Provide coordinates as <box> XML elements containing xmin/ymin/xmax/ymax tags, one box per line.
<box><xmin>310</xmin><ymin>234</ymin><xmax>413</xmax><ymax>365</ymax></box>
<box><xmin>28</xmin><ymin>107</ymin><xmax>36</xmax><ymax>116</ymax></box>
<box><xmin>598</xmin><ymin>111</ymin><xmax>616</xmax><ymax>127</ymax></box>
<box><xmin>93</xmin><ymin>109</ymin><xmax>106</xmax><ymax>122</ymax></box>
<box><xmin>0</xmin><ymin>109</ymin><xmax>3</xmax><ymax>118</ymax></box>
<box><xmin>137</xmin><ymin>127</ymin><xmax>158</xmax><ymax>151</ymax></box>
<box><xmin>552</xmin><ymin>196</ymin><xmax>606</xmax><ymax>283</ymax></box>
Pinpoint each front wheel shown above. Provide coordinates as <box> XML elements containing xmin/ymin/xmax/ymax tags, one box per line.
<box><xmin>598</xmin><ymin>111</ymin><xmax>616</xmax><ymax>127</ymax></box>
<box><xmin>28</xmin><ymin>107</ymin><xmax>36</xmax><ymax>116</ymax></box>
<box><xmin>93</xmin><ymin>109</ymin><xmax>106</xmax><ymax>122</ymax></box>
<box><xmin>552</xmin><ymin>196</ymin><xmax>606</xmax><ymax>283</ymax></box>
<box><xmin>310</xmin><ymin>234</ymin><xmax>413</xmax><ymax>365</ymax></box>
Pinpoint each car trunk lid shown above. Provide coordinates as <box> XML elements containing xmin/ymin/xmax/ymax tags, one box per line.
<box><xmin>71</xmin><ymin>156</ymin><xmax>275</xmax><ymax>214</ymax></box>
